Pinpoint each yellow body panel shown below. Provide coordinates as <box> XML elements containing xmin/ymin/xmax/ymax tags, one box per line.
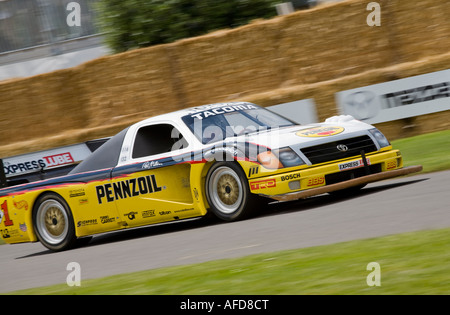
<box><xmin>0</xmin><ymin>161</ymin><xmax>211</xmax><ymax>244</ymax></box>
<box><xmin>0</xmin><ymin>192</ymin><xmax>39</xmax><ymax>243</ymax></box>
<box><xmin>247</xmin><ymin>149</ymin><xmax>403</xmax><ymax>196</ymax></box>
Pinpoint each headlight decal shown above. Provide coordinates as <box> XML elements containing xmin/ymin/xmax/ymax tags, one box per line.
<box><xmin>256</xmin><ymin>147</ymin><xmax>305</xmax><ymax>169</ymax></box>
<box><xmin>369</xmin><ymin>128</ymin><xmax>391</xmax><ymax>148</ymax></box>
<box><xmin>275</xmin><ymin>147</ymin><xmax>305</xmax><ymax>168</ymax></box>
<box><xmin>257</xmin><ymin>151</ymin><xmax>283</xmax><ymax>169</ymax></box>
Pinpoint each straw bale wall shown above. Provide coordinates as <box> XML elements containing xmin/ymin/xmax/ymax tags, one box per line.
<box><xmin>0</xmin><ymin>0</ymin><xmax>449</xmax><ymax>156</ymax></box>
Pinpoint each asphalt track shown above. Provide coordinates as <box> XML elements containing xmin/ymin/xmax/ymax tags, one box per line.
<box><xmin>1</xmin><ymin>170</ymin><xmax>450</xmax><ymax>293</ymax></box>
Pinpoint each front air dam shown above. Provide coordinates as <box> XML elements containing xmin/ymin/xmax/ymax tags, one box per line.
<box><xmin>263</xmin><ymin>165</ymin><xmax>423</xmax><ymax>202</ymax></box>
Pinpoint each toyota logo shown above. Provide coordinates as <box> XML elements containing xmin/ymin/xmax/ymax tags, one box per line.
<box><xmin>337</xmin><ymin>144</ymin><xmax>348</xmax><ymax>152</ymax></box>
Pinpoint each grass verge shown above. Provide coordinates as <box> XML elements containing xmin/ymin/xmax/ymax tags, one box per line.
<box><xmin>5</xmin><ymin>227</ymin><xmax>450</xmax><ymax>295</ymax></box>
<box><xmin>392</xmin><ymin>129</ymin><xmax>450</xmax><ymax>173</ymax></box>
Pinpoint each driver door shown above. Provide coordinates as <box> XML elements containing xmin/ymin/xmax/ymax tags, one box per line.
<box><xmin>111</xmin><ymin>122</ymin><xmax>197</xmax><ymax>228</ymax></box>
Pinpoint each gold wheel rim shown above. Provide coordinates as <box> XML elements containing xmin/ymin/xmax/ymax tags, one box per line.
<box><xmin>209</xmin><ymin>166</ymin><xmax>244</xmax><ymax>214</ymax></box>
<box><xmin>44</xmin><ymin>206</ymin><xmax>66</xmax><ymax>237</ymax></box>
<box><xmin>37</xmin><ymin>199</ymin><xmax>70</xmax><ymax>245</ymax></box>
<box><xmin>217</xmin><ymin>174</ymin><xmax>240</xmax><ymax>205</ymax></box>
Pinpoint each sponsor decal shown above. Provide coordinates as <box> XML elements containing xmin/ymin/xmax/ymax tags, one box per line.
<box><xmin>338</xmin><ymin>159</ymin><xmax>371</xmax><ymax>171</ymax></box>
<box><xmin>3</xmin><ymin>152</ymin><xmax>76</xmax><ymax>176</ymax></box>
<box><xmin>174</xmin><ymin>207</ymin><xmax>194</xmax><ymax>213</ymax></box>
<box><xmin>96</xmin><ymin>175</ymin><xmax>163</xmax><ymax>204</ymax></box>
<box><xmin>100</xmin><ymin>215</ymin><xmax>116</xmax><ymax>224</ymax></box>
<box><xmin>193</xmin><ymin>188</ymin><xmax>199</xmax><ymax>201</ymax></box>
<box><xmin>296</xmin><ymin>126</ymin><xmax>345</xmax><ymax>137</ymax></box>
<box><xmin>13</xmin><ymin>200</ymin><xmax>28</xmax><ymax>211</ymax></box>
<box><xmin>1</xmin><ymin>228</ymin><xmax>22</xmax><ymax>239</ymax></box>
<box><xmin>142</xmin><ymin>210</ymin><xmax>156</xmax><ymax>218</ymax></box>
<box><xmin>0</xmin><ymin>201</ymin><xmax>13</xmax><ymax>227</ymax></box>
<box><xmin>250</xmin><ymin>179</ymin><xmax>276</xmax><ymax>190</ymax></box>
<box><xmin>387</xmin><ymin>160</ymin><xmax>397</xmax><ymax>170</ymax></box>
<box><xmin>189</xmin><ymin>103</ymin><xmax>257</xmax><ymax>120</ymax></box>
<box><xmin>142</xmin><ymin>161</ymin><xmax>163</xmax><ymax>169</ymax></box>
<box><xmin>1</xmin><ymin>228</ymin><xmax>10</xmax><ymax>239</ymax></box>
<box><xmin>159</xmin><ymin>211</ymin><xmax>172</xmax><ymax>216</ymax></box>
<box><xmin>69</xmin><ymin>189</ymin><xmax>86</xmax><ymax>198</ymax></box>
<box><xmin>19</xmin><ymin>223</ymin><xmax>27</xmax><ymax>232</ymax></box>
<box><xmin>281</xmin><ymin>173</ymin><xmax>301</xmax><ymax>181</ymax></box>
<box><xmin>307</xmin><ymin>176</ymin><xmax>325</xmax><ymax>187</ymax></box>
<box><xmin>3</xmin><ymin>160</ymin><xmax>46</xmax><ymax>175</ymax></box>
<box><xmin>43</xmin><ymin>152</ymin><xmax>74</xmax><ymax>167</ymax></box>
<box><xmin>77</xmin><ymin>219</ymin><xmax>98</xmax><ymax>227</ymax></box>
<box><xmin>124</xmin><ymin>211</ymin><xmax>138</xmax><ymax>220</ymax></box>
<box><xmin>248</xmin><ymin>166</ymin><xmax>259</xmax><ymax>177</ymax></box>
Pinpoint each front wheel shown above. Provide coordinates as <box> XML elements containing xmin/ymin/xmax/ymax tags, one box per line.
<box><xmin>33</xmin><ymin>193</ymin><xmax>77</xmax><ymax>251</ymax></box>
<box><xmin>205</xmin><ymin>162</ymin><xmax>256</xmax><ymax>221</ymax></box>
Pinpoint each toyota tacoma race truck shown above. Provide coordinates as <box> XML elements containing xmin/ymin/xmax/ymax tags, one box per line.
<box><xmin>0</xmin><ymin>102</ymin><xmax>422</xmax><ymax>251</ymax></box>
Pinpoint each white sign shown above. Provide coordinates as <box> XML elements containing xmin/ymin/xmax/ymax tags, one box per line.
<box><xmin>2</xmin><ymin>143</ymin><xmax>92</xmax><ymax>178</ymax></box>
<box><xmin>268</xmin><ymin>99</ymin><xmax>318</xmax><ymax>125</ymax></box>
<box><xmin>336</xmin><ymin>69</ymin><xmax>450</xmax><ymax>124</ymax></box>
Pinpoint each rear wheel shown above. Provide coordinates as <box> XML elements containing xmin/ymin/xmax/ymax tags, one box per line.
<box><xmin>205</xmin><ymin>162</ymin><xmax>256</xmax><ymax>221</ymax></box>
<box><xmin>33</xmin><ymin>193</ymin><xmax>76</xmax><ymax>251</ymax></box>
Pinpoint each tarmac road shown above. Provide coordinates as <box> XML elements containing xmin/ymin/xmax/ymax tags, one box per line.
<box><xmin>1</xmin><ymin>170</ymin><xmax>449</xmax><ymax>293</ymax></box>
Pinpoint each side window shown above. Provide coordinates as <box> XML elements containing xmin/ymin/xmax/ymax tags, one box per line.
<box><xmin>132</xmin><ymin>124</ymin><xmax>188</xmax><ymax>159</ymax></box>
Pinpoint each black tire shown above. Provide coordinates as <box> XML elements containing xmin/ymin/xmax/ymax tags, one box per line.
<box><xmin>33</xmin><ymin>193</ymin><xmax>77</xmax><ymax>251</ymax></box>
<box><xmin>205</xmin><ymin>162</ymin><xmax>257</xmax><ymax>221</ymax></box>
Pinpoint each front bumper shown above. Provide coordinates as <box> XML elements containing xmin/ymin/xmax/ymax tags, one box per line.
<box><xmin>264</xmin><ymin>165</ymin><xmax>422</xmax><ymax>201</ymax></box>
<box><xmin>249</xmin><ymin>149</ymin><xmax>422</xmax><ymax>201</ymax></box>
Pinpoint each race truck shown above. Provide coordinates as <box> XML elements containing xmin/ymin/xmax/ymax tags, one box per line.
<box><xmin>0</xmin><ymin>102</ymin><xmax>422</xmax><ymax>251</ymax></box>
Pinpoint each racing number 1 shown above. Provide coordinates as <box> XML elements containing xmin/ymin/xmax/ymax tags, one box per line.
<box><xmin>1</xmin><ymin>200</ymin><xmax>14</xmax><ymax>226</ymax></box>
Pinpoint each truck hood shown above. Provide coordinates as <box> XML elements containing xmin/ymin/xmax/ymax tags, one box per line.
<box><xmin>242</xmin><ymin>116</ymin><xmax>374</xmax><ymax>150</ymax></box>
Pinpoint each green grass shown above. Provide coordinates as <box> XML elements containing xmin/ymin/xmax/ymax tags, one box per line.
<box><xmin>5</xmin><ymin>227</ymin><xmax>450</xmax><ymax>295</ymax></box>
<box><xmin>392</xmin><ymin>129</ymin><xmax>450</xmax><ymax>173</ymax></box>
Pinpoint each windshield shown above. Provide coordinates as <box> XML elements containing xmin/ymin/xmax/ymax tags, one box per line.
<box><xmin>182</xmin><ymin>103</ymin><xmax>296</xmax><ymax>144</ymax></box>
